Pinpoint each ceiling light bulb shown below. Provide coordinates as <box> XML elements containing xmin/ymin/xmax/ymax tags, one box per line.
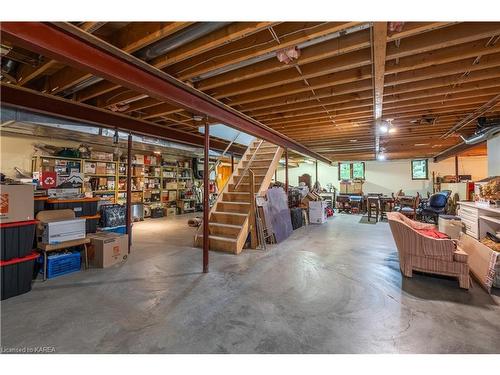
<box><xmin>377</xmin><ymin>153</ymin><xmax>386</xmax><ymax>161</ymax></box>
<box><xmin>388</xmin><ymin>127</ymin><xmax>397</xmax><ymax>134</ymax></box>
<box><xmin>379</xmin><ymin>124</ymin><xmax>388</xmax><ymax>134</ymax></box>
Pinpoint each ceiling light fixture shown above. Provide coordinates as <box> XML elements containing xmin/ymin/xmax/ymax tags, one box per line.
<box><xmin>377</xmin><ymin>153</ymin><xmax>386</xmax><ymax>161</ymax></box>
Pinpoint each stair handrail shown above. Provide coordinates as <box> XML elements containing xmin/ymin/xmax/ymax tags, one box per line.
<box><xmin>234</xmin><ymin>139</ymin><xmax>263</xmax><ymax>190</ymax></box>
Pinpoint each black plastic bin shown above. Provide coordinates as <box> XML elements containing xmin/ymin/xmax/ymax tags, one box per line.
<box><xmin>84</xmin><ymin>216</ymin><xmax>99</xmax><ymax>233</ymax></box>
<box><xmin>150</xmin><ymin>207</ymin><xmax>164</xmax><ymax>218</ymax></box>
<box><xmin>1</xmin><ymin>251</ymin><xmax>39</xmax><ymax>300</ymax></box>
<box><xmin>34</xmin><ymin>197</ymin><xmax>47</xmax><ymax>217</ymax></box>
<box><xmin>0</xmin><ymin>220</ymin><xmax>38</xmax><ymax>261</ymax></box>
<box><xmin>46</xmin><ymin>198</ymin><xmax>98</xmax><ymax>217</ymax></box>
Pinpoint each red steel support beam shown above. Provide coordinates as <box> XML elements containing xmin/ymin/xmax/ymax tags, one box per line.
<box><xmin>1</xmin><ymin>84</ymin><xmax>245</xmax><ymax>155</ymax></box>
<box><xmin>203</xmin><ymin>120</ymin><xmax>210</xmax><ymax>273</ymax></box>
<box><xmin>0</xmin><ymin>22</ymin><xmax>332</xmax><ymax>165</ymax></box>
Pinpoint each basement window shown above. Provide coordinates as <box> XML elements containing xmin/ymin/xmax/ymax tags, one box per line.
<box><xmin>411</xmin><ymin>159</ymin><xmax>429</xmax><ymax>180</ymax></box>
<box><xmin>338</xmin><ymin>162</ymin><xmax>365</xmax><ymax>180</ymax></box>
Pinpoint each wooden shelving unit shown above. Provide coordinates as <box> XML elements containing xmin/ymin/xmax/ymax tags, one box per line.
<box><xmin>32</xmin><ymin>154</ymin><xmax>199</xmax><ymax>215</ymax></box>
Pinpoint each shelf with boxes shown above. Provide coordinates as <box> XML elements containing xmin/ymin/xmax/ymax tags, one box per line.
<box><xmin>32</xmin><ymin>152</ymin><xmax>199</xmax><ymax>218</ymax></box>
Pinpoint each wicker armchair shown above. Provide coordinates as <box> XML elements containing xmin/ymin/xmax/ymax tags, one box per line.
<box><xmin>387</xmin><ymin>212</ymin><xmax>470</xmax><ymax>289</ymax></box>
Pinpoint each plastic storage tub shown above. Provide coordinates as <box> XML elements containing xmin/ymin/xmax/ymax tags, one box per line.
<box><xmin>1</xmin><ymin>251</ymin><xmax>39</xmax><ymax>300</ymax></box>
<box><xmin>38</xmin><ymin>251</ymin><xmax>81</xmax><ymax>279</ymax></box>
<box><xmin>438</xmin><ymin>215</ymin><xmax>463</xmax><ymax>240</ymax></box>
<box><xmin>83</xmin><ymin>215</ymin><xmax>99</xmax><ymax>233</ymax></box>
<box><xmin>46</xmin><ymin>198</ymin><xmax>98</xmax><ymax>217</ymax></box>
<box><xmin>101</xmin><ymin>225</ymin><xmax>127</xmax><ymax>234</ymax></box>
<box><xmin>0</xmin><ymin>220</ymin><xmax>37</xmax><ymax>261</ymax></box>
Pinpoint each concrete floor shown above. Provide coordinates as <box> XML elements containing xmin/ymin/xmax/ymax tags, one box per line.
<box><xmin>1</xmin><ymin>213</ymin><xmax>499</xmax><ymax>353</ymax></box>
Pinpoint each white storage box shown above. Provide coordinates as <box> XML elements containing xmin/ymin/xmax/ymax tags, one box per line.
<box><xmin>42</xmin><ymin>218</ymin><xmax>86</xmax><ymax>244</ymax></box>
<box><xmin>438</xmin><ymin>215</ymin><xmax>463</xmax><ymax>240</ymax></box>
<box><xmin>309</xmin><ymin>201</ymin><xmax>327</xmax><ymax>224</ymax></box>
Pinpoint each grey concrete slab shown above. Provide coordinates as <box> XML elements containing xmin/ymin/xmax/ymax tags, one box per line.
<box><xmin>1</xmin><ymin>213</ymin><xmax>499</xmax><ymax>353</ymax></box>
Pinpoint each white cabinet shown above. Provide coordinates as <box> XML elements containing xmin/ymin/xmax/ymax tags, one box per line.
<box><xmin>457</xmin><ymin>202</ymin><xmax>500</xmax><ymax>240</ymax></box>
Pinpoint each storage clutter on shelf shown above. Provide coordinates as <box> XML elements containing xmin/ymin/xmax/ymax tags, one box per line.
<box><xmin>31</xmin><ymin>151</ymin><xmax>203</xmax><ymax>217</ymax></box>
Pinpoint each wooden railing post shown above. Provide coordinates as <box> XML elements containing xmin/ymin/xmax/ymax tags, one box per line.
<box><xmin>249</xmin><ymin>169</ymin><xmax>258</xmax><ymax>249</ymax></box>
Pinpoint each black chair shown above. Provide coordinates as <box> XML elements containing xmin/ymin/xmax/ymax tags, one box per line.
<box><xmin>419</xmin><ymin>193</ymin><xmax>449</xmax><ymax>223</ymax></box>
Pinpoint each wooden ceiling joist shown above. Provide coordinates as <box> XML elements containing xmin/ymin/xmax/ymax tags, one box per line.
<box><xmin>1</xmin><ymin>22</ymin><xmax>332</xmax><ymax>164</ymax></box>
<box><xmin>3</xmin><ymin>21</ymin><xmax>500</xmax><ymax>160</ymax></box>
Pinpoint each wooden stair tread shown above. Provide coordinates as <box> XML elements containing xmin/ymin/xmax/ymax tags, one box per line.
<box><xmin>213</xmin><ymin>211</ymin><xmax>248</xmax><ymax>216</ymax></box>
<box><xmin>209</xmin><ymin>222</ymin><xmax>243</xmax><ymax>228</ymax></box>
<box><xmin>195</xmin><ymin>234</ymin><xmax>237</xmax><ymax>242</ymax></box>
<box><xmin>220</xmin><ymin>201</ymin><xmax>250</xmax><ymax>205</ymax></box>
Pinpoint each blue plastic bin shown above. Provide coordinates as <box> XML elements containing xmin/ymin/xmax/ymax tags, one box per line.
<box><xmin>101</xmin><ymin>226</ymin><xmax>127</xmax><ymax>234</ymax></box>
<box><xmin>38</xmin><ymin>251</ymin><xmax>81</xmax><ymax>279</ymax></box>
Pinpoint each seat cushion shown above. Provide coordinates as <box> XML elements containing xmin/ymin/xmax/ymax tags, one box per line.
<box><xmin>416</xmin><ymin>228</ymin><xmax>450</xmax><ymax>239</ymax></box>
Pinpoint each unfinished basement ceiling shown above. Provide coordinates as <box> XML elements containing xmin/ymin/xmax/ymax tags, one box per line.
<box><xmin>1</xmin><ymin>21</ymin><xmax>500</xmax><ymax>161</ymax></box>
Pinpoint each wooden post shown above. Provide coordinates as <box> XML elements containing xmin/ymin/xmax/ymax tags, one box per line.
<box><xmin>274</xmin><ymin>169</ymin><xmax>278</xmax><ymax>182</ymax></box>
<box><xmin>455</xmin><ymin>155</ymin><xmax>459</xmax><ymax>182</ymax></box>
<box><xmin>231</xmin><ymin>154</ymin><xmax>234</xmax><ymax>173</ymax></box>
<box><xmin>203</xmin><ymin>120</ymin><xmax>210</xmax><ymax>273</ymax></box>
<box><xmin>249</xmin><ymin>169</ymin><xmax>257</xmax><ymax>249</ymax></box>
<box><xmin>315</xmin><ymin>160</ymin><xmax>318</xmax><ymax>185</ymax></box>
<box><xmin>126</xmin><ymin>132</ymin><xmax>132</xmax><ymax>253</ymax></box>
<box><xmin>285</xmin><ymin>148</ymin><xmax>289</xmax><ymax>194</ymax></box>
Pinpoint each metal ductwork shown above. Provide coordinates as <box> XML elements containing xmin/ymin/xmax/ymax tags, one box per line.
<box><xmin>460</xmin><ymin>125</ymin><xmax>500</xmax><ymax>145</ymax></box>
<box><xmin>1</xmin><ymin>59</ymin><xmax>19</xmax><ymax>82</ymax></box>
<box><xmin>60</xmin><ymin>22</ymin><xmax>230</xmax><ymax>97</ymax></box>
<box><xmin>134</xmin><ymin>22</ymin><xmax>230</xmax><ymax>61</ymax></box>
<box><xmin>191</xmin><ymin>23</ymin><xmax>371</xmax><ymax>82</ymax></box>
<box><xmin>60</xmin><ymin>76</ymin><xmax>104</xmax><ymax>98</ymax></box>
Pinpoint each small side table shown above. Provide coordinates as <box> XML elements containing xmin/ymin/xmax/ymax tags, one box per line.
<box><xmin>37</xmin><ymin>238</ymin><xmax>90</xmax><ymax>281</ymax></box>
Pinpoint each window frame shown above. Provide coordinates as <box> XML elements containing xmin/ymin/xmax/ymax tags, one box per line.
<box><xmin>338</xmin><ymin>162</ymin><xmax>365</xmax><ymax>180</ymax></box>
<box><xmin>411</xmin><ymin>159</ymin><xmax>429</xmax><ymax>180</ymax></box>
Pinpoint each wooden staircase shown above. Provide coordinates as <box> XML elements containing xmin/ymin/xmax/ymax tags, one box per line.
<box><xmin>194</xmin><ymin>139</ymin><xmax>283</xmax><ymax>254</ymax></box>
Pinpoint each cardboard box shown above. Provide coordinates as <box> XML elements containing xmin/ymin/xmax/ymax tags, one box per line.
<box><xmin>0</xmin><ymin>184</ymin><xmax>35</xmax><ymax>224</ymax></box>
<box><xmin>134</xmin><ymin>154</ymin><xmax>145</xmax><ymax>165</ymax></box>
<box><xmin>131</xmin><ymin>192</ymin><xmax>143</xmax><ymax>203</ymax></box>
<box><xmin>133</xmin><ymin>166</ymin><xmax>144</xmax><ymax>177</ymax></box>
<box><xmin>168</xmin><ymin>190</ymin><xmax>177</xmax><ymax>201</ymax></box>
<box><xmin>95</xmin><ymin>162</ymin><xmax>107</xmax><ymax>175</ymax></box>
<box><xmin>165</xmin><ymin>207</ymin><xmax>176</xmax><ymax>216</ymax></box>
<box><xmin>88</xmin><ymin>232</ymin><xmax>128</xmax><ymax>268</ymax></box>
<box><xmin>41</xmin><ymin>218</ymin><xmax>86</xmax><ymax>244</ymax></box>
<box><xmin>166</xmin><ymin>182</ymin><xmax>177</xmax><ymax>190</ymax></box>
<box><xmin>84</xmin><ymin>162</ymin><xmax>96</xmax><ymax>174</ymax></box>
<box><xmin>91</xmin><ymin>151</ymin><xmax>113</xmax><ymax>161</ymax></box>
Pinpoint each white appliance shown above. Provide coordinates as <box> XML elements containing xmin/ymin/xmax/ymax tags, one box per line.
<box><xmin>42</xmin><ymin>218</ymin><xmax>86</xmax><ymax>244</ymax></box>
<box><xmin>309</xmin><ymin>201</ymin><xmax>327</xmax><ymax>224</ymax></box>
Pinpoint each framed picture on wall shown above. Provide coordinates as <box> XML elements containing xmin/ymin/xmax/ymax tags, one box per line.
<box><xmin>411</xmin><ymin>159</ymin><xmax>428</xmax><ymax>180</ymax></box>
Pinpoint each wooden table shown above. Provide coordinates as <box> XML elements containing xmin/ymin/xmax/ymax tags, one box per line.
<box><xmin>37</xmin><ymin>238</ymin><xmax>90</xmax><ymax>281</ymax></box>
